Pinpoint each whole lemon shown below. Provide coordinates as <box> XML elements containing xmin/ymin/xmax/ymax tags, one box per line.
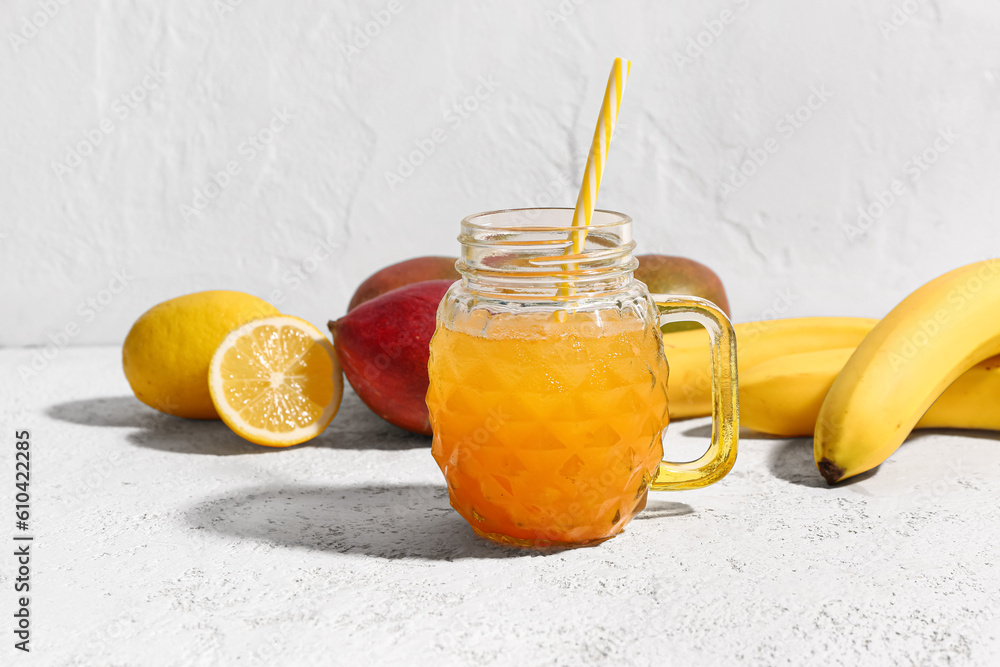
<box><xmin>122</xmin><ymin>291</ymin><xmax>280</xmax><ymax>419</ymax></box>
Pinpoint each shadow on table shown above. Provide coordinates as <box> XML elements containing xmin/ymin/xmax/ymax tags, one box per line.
<box><xmin>768</xmin><ymin>429</ymin><xmax>1000</xmax><ymax>488</ymax></box>
<box><xmin>187</xmin><ymin>483</ymin><xmax>534</xmax><ymax>561</ymax></box>
<box><xmin>632</xmin><ymin>499</ymin><xmax>694</xmax><ymax>520</ymax></box>
<box><xmin>679</xmin><ymin>421</ymin><xmax>884</xmax><ymax>487</ymax></box>
<box><xmin>768</xmin><ymin>440</ymin><xmax>879</xmax><ymax>488</ymax></box>
<box><xmin>46</xmin><ymin>391</ymin><xmax>428</xmax><ymax>455</ymax></box>
<box><xmin>680</xmin><ymin>422</ymin><xmax>787</xmax><ymax>440</ymax></box>
<box><xmin>906</xmin><ymin>427</ymin><xmax>1000</xmax><ymax>443</ymax></box>
<box><xmin>47</xmin><ymin>395</ymin><xmax>158</xmax><ymax>428</ymax></box>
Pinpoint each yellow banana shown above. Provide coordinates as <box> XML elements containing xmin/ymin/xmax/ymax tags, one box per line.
<box><xmin>662</xmin><ymin>317</ymin><xmax>878</xmax><ymax>419</ymax></box>
<box><xmin>742</xmin><ymin>348</ymin><xmax>1000</xmax><ymax>436</ymax></box>
<box><xmin>815</xmin><ymin>259</ymin><xmax>1000</xmax><ymax>484</ymax></box>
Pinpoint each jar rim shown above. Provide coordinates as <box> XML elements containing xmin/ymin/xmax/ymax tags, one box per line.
<box><xmin>461</xmin><ymin>207</ymin><xmax>631</xmax><ymax>234</ymax></box>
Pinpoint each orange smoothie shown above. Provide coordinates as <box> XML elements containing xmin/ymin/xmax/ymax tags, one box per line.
<box><xmin>427</xmin><ymin>311</ymin><xmax>670</xmax><ymax>547</ymax></box>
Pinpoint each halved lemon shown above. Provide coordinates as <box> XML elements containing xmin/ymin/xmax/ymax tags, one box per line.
<box><xmin>208</xmin><ymin>316</ymin><xmax>343</xmax><ymax>446</ymax></box>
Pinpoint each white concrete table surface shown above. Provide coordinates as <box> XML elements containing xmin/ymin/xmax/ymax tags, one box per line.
<box><xmin>3</xmin><ymin>347</ymin><xmax>1000</xmax><ymax>666</ymax></box>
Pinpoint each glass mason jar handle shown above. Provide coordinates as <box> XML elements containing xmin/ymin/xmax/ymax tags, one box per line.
<box><xmin>650</xmin><ymin>294</ymin><xmax>739</xmax><ymax>491</ymax></box>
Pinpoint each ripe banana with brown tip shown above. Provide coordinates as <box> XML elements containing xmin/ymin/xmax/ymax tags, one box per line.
<box><xmin>741</xmin><ymin>348</ymin><xmax>1000</xmax><ymax>436</ymax></box>
<box><xmin>815</xmin><ymin>259</ymin><xmax>1000</xmax><ymax>484</ymax></box>
<box><xmin>662</xmin><ymin>317</ymin><xmax>878</xmax><ymax>419</ymax></box>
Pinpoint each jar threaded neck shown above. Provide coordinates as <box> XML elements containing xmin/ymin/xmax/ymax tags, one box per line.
<box><xmin>458</xmin><ymin>208</ymin><xmax>637</xmax><ymax>299</ymax></box>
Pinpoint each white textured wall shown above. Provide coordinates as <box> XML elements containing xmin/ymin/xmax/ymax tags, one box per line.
<box><xmin>3</xmin><ymin>0</ymin><xmax>1000</xmax><ymax>347</ymax></box>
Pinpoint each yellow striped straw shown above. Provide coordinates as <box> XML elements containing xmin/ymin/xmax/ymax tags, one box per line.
<box><xmin>567</xmin><ymin>57</ymin><xmax>631</xmax><ymax>256</ymax></box>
